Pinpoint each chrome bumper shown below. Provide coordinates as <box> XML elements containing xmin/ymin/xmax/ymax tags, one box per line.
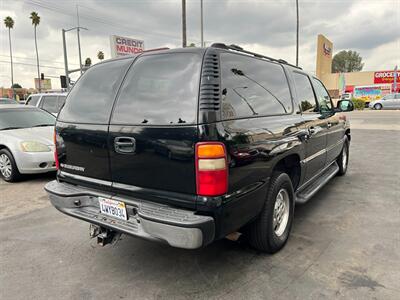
<box><xmin>45</xmin><ymin>180</ymin><xmax>214</xmax><ymax>249</ymax></box>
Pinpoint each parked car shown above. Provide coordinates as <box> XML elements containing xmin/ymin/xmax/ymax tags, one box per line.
<box><xmin>369</xmin><ymin>93</ymin><xmax>400</xmax><ymax>110</ymax></box>
<box><xmin>0</xmin><ymin>105</ymin><xmax>56</xmax><ymax>182</ymax></box>
<box><xmin>0</xmin><ymin>98</ymin><xmax>18</xmax><ymax>105</ymax></box>
<box><xmin>45</xmin><ymin>44</ymin><xmax>353</xmax><ymax>253</ymax></box>
<box><xmin>340</xmin><ymin>93</ymin><xmax>352</xmax><ymax>100</ymax></box>
<box><xmin>25</xmin><ymin>93</ymin><xmax>67</xmax><ymax>116</ymax></box>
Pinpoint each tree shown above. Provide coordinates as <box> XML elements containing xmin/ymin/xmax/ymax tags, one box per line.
<box><xmin>30</xmin><ymin>12</ymin><xmax>41</xmax><ymax>92</ymax></box>
<box><xmin>332</xmin><ymin>50</ymin><xmax>364</xmax><ymax>73</ymax></box>
<box><xmin>4</xmin><ymin>16</ymin><xmax>14</xmax><ymax>98</ymax></box>
<box><xmin>188</xmin><ymin>43</ymin><xmax>196</xmax><ymax>47</ymax></box>
<box><xmin>11</xmin><ymin>83</ymin><xmax>22</xmax><ymax>88</ymax></box>
<box><xmin>97</xmin><ymin>51</ymin><xmax>104</xmax><ymax>61</ymax></box>
<box><xmin>85</xmin><ymin>57</ymin><xmax>92</xmax><ymax>67</ymax></box>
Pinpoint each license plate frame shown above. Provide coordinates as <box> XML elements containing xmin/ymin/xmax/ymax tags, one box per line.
<box><xmin>98</xmin><ymin>197</ymin><xmax>128</xmax><ymax>221</ymax></box>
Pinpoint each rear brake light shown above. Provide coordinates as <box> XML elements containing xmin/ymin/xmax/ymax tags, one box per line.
<box><xmin>53</xmin><ymin>130</ymin><xmax>59</xmax><ymax>170</ymax></box>
<box><xmin>195</xmin><ymin>142</ymin><xmax>228</xmax><ymax>196</ymax></box>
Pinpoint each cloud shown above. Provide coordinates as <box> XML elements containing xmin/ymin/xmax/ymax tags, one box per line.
<box><xmin>0</xmin><ymin>0</ymin><xmax>399</xmax><ymax>89</ymax></box>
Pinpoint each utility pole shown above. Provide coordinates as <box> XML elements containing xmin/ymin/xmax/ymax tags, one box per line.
<box><xmin>200</xmin><ymin>0</ymin><xmax>204</xmax><ymax>47</ymax></box>
<box><xmin>76</xmin><ymin>5</ymin><xmax>83</xmax><ymax>74</ymax></box>
<box><xmin>296</xmin><ymin>0</ymin><xmax>299</xmax><ymax>67</ymax></box>
<box><xmin>182</xmin><ymin>0</ymin><xmax>187</xmax><ymax>47</ymax></box>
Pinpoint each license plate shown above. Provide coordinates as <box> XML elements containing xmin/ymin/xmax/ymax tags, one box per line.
<box><xmin>98</xmin><ymin>197</ymin><xmax>127</xmax><ymax>220</ymax></box>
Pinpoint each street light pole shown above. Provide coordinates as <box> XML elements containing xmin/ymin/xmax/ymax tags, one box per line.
<box><xmin>62</xmin><ymin>29</ymin><xmax>69</xmax><ymax>91</ymax></box>
<box><xmin>200</xmin><ymin>0</ymin><xmax>204</xmax><ymax>47</ymax></box>
<box><xmin>296</xmin><ymin>0</ymin><xmax>299</xmax><ymax>67</ymax></box>
<box><xmin>76</xmin><ymin>5</ymin><xmax>83</xmax><ymax>75</ymax></box>
<box><xmin>182</xmin><ymin>0</ymin><xmax>187</xmax><ymax>47</ymax></box>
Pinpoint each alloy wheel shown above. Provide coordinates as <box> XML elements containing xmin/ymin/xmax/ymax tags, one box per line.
<box><xmin>0</xmin><ymin>153</ymin><xmax>12</xmax><ymax>179</ymax></box>
<box><xmin>273</xmin><ymin>188</ymin><xmax>290</xmax><ymax>237</ymax></box>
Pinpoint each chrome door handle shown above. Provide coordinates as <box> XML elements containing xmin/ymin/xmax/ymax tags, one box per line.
<box><xmin>114</xmin><ymin>137</ymin><xmax>136</xmax><ymax>154</ymax></box>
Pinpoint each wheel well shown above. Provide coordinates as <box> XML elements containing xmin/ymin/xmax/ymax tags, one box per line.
<box><xmin>272</xmin><ymin>154</ymin><xmax>301</xmax><ymax>190</ymax></box>
<box><xmin>345</xmin><ymin>129</ymin><xmax>351</xmax><ymax>142</ymax></box>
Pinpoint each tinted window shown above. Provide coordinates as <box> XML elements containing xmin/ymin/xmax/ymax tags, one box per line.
<box><xmin>41</xmin><ymin>96</ymin><xmax>58</xmax><ymax>113</ymax></box>
<box><xmin>220</xmin><ymin>53</ymin><xmax>292</xmax><ymax>119</ymax></box>
<box><xmin>58</xmin><ymin>59</ymin><xmax>132</xmax><ymax>123</ymax></box>
<box><xmin>312</xmin><ymin>78</ymin><xmax>332</xmax><ymax>113</ymax></box>
<box><xmin>292</xmin><ymin>72</ymin><xmax>317</xmax><ymax>113</ymax></box>
<box><xmin>0</xmin><ymin>108</ymin><xmax>55</xmax><ymax>130</ymax></box>
<box><xmin>27</xmin><ymin>95</ymin><xmax>40</xmax><ymax>106</ymax></box>
<box><xmin>111</xmin><ymin>53</ymin><xmax>201</xmax><ymax>125</ymax></box>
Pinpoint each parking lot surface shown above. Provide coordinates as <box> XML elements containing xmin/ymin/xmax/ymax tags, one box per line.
<box><xmin>1</xmin><ymin>111</ymin><xmax>399</xmax><ymax>300</ymax></box>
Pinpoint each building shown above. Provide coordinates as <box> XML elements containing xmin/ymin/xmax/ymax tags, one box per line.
<box><xmin>316</xmin><ymin>34</ymin><xmax>399</xmax><ymax>100</ymax></box>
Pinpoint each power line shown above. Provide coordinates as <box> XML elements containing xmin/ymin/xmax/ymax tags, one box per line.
<box><xmin>0</xmin><ymin>54</ymin><xmax>80</xmax><ymax>67</ymax></box>
<box><xmin>0</xmin><ymin>60</ymin><xmax>65</xmax><ymax>70</ymax></box>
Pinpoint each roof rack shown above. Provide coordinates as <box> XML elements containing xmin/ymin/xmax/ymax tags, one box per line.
<box><xmin>210</xmin><ymin>43</ymin><xmax>302</xmax><ymax>70</ymax></box>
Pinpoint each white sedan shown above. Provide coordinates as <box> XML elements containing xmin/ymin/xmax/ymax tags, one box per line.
<box><xmin>0</xmin><ymin>105</ymin><xmax>56</xmax><ymax>182</ymax></box>
<box><xmin>369</xmin><ymin>93</ymin><xmax>400</xmax><ymax>110</ymax></box>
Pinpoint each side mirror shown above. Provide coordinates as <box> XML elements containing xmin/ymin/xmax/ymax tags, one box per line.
<box><xmin>336</xmin><ymin>100</ymin><xmax>354</xmax><ymax>112</ymax></box>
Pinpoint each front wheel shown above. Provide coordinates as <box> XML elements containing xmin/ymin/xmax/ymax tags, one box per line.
<box><xmin>0</xmin><ymin>149</ymin><xmax>21</xmax><ymax>182</ymax></box>
<box><xmin>247</xmin><ymin>172</ymin><xmax>294</xmax><ymax>253</ymax></box>
<box><xmin>374</xmin><ymin>103</ymin><xmax>382</xmax><ymax>110</ymax></box>
<box><xmin>337</xmin><ymin>137</ymin><xmax>349</xmax><ymax>176</ymax></box>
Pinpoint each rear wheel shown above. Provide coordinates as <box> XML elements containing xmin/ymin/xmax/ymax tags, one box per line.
<box><xmin>247</xmin><ymin>172</ymin><xmax>294</xmax><ymax>253</ymax></box>
<box><xmin>374</xmin><ymin>103</ymin><xmax>382</xmax><ymax>110</ymax></box>
<box><xmin>0</xmin><ymin>149</ymin><xmax>21</xmax><ymax>182</ymax></box>
<box><xmin>337</xmin><ymin>137</ymin><xmax>349</xmax><ymax>176</ymax></box>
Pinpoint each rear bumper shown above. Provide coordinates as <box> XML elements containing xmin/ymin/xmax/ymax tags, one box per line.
<box><xmin>45</xmin><ymin>180</ymin><xmax>215</xmax><ymax>249</ymax></box>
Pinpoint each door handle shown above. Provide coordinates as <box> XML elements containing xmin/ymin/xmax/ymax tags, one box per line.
<box><xmin>114</xmin><ymin>137</ymin><xmax>136</xmax><ymax>154</ymax></box>
<box><xmin>309</xmin><ymin>126</ymin><xmax>316</xmax><ymax>134</ymax></box>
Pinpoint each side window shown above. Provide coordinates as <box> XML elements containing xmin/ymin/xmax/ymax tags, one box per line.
<box><xmin>396</xmin><ymin>94</ymin><xmax>400</xmax><ymax>99</ymax></box>
<box><xmin>41</xmin><ymin>96</ymin><xmax>58</xmax><ymax>113</ymax></box>
<box><xmin>312</xmin><ymin>78</ymin><xmax>332</xmax><ymax>113</ymax></box>
<box><xmin>292</xmin><ymin>72</ymin><xmax>317</xmax><ymax>113</ymax></box>
<box><xmin>27</xmin><ymin>95</ymin><xmax>40</xmax><ymax>106</ymax></box>
<box><xmin>57</xmin><ymin>96</ymin><xmax>66</xmax><ymax>111</ymax></box>
<box><xmin>220</xmin><ymin>53</ymin><xmax>293</xmax><ymax>119</ymax></box>
<box><xmin>58</xmin><ymin>59</ymin><xmax>132</xmax><ymax>124</ymax></box>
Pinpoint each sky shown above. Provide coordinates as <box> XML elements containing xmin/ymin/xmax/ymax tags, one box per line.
<box><xmin>0</xmin><ymin>0</ymin><xmax>399</xmax><ymax>89</ymax></box>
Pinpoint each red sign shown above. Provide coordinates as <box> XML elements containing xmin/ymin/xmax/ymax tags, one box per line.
<box><xmin>374</xmin><ymin>70</ymin><xmax>400</xmax><ymax>84</ymax></box>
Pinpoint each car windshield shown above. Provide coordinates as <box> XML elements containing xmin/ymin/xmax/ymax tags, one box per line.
<box><xmin>0</xmin><ymin>99</ymin><xmax>17</xmax><ymax>104</ymax></box>
<box><xmin>0</xmin><ymin>108</ymin><xmax>56</xmax><ymax>130</ymax></box>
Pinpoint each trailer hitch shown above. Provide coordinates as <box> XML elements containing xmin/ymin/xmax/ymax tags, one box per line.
<box><xmin>89</xmin><ymin>224</ymin><xmax>121</xmax><ymax>246</ymax></box>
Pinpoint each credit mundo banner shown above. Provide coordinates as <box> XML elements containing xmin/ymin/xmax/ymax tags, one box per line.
<box><xmin>374</xmin><ymin>70</ymin><xmax>400</xmax><ymax>84</ymax></box>
<box><xmin>110</xmin><ymin>35</ymin><xmax>144</xmax><ymax>57</ymax></box>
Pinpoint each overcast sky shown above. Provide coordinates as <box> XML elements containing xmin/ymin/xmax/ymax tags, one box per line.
<box><xmin>1</xmin><ymin>0</ymin><xmax>399</xmax><ymax>89</ymax></box>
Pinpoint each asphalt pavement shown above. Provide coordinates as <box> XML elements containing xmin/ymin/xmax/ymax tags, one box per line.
<box><xmin>1</xmin><ymin>110</ymin><xmax>399</xmax><ymax>300</ymax></box>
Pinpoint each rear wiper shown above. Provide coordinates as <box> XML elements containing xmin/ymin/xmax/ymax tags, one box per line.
<box><xmin>32</xmin><ymin>124</ymin><xmax>54</xmax><ymax>127</ymax></box>
<box><xmin>1</xmin><ymin>127</ymin><xmax>24</xmax><ymax>131</ymax></box>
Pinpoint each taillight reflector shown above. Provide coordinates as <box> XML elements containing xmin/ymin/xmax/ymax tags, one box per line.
<box><xmin>195</xmin><ymin>142</ymin><xmax>228</xmax><ymax>196</ymax></box>
<box><xmin>54</xmin><ymin>130</ymin><xmax>59</xmax><ymax>170</ymax></box>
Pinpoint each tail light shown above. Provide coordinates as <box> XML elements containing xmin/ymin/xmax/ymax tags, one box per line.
<box><xmin>53</xmin><ymin>130</ymin><xmax>59</xmax><ymax>170</ymax></box>
<box><xmin>195</xmin><ymin>142</ymin><xmax>228</xmax><ymax>196</ymax></box>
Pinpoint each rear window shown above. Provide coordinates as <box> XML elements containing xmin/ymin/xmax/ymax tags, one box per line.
<box><xmin>111</xmin><ymin>53</ymin><xmax>201</xmax><ymax>125</ymax></box>
<box><xmin>220</xmin><ymin>53</ymin><xmax>293</xmax><ymax>120</ymax></box>
<box><xmin>58</xmin><ymin>59</ymin><xmax>132</xmax><ymax>124</ymax></box>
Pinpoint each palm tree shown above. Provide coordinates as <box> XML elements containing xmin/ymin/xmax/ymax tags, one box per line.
<box><xmin>97</xmin><ymin>51</ymin><xmax>104</xmax><ymax>61</ymax></box>
<box><xmin>85</xmin><ymin>57</ymin><xmax>92</xmax><ymax>67</ymax></box>
<box><xmin>4</xmin><ymin>16</ymin><xmax>14</xmax><ymax>98</ymax></box>
<box><xmin>30</xmin><ymin>12</ymin><xmax>41</xmax><ymax>92</ymax></box>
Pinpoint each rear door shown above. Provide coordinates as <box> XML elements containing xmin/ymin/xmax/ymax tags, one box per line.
<box><xmin>292</xmin><ymin>72</ymin><xmax>329</xmax><ymax>183</ymax></box>
<box><xmin>108</xmin><ymin>52</ymin><xmax>202</xmax><ymax>197</ymax></box>
<box><xmin>56</xmin><ymin>58</ymin><xmax>133</xmax><ymax>188</ymax></box>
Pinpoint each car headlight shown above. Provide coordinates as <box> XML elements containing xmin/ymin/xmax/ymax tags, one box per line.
<box><xmin>20</xmin><ymin>141</ymin><xmax>51</xmax><ymax>152</ymax></box>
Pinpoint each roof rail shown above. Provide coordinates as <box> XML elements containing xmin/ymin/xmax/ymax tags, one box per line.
<box><xmin>210</xmin><ymin>43</ymin><xmax>302</xmax><ymax>70</ymax></box>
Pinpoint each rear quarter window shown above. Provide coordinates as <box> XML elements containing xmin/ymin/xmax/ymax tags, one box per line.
<box><xmin>220</xmin><ymin>53</ymin><xmax>293</xmax><ymax>120</ymax></box>
<box><xmin>111</xmin><ymin>53</ymin><xmax>201</xmax><ymax>125</ymax></box>
<box><xmin>58</xmin><ymin>59</ymin><xmax>132</xmax><ymax>124</ymax></box>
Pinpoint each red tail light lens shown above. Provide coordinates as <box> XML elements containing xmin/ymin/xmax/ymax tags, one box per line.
<box><xmin>53</xmin><ymin>130</ymin><xmax>59</xmax><ymax>170</ymax></box>
<box><xmin>195</xmin><ymin>142</ymin><xmax>228</xmax><ymax>196</ymax></box>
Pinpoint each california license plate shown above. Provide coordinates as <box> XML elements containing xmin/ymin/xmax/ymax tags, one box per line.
<box><xmin>98</xmin><ymin>197</ymin><xmax>127</xmax><ymax>220</ymax></box>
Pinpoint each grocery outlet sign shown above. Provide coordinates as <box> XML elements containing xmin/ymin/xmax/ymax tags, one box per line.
<box><xmin>374</xmin><ymin>70</ymin><xmax>400</xmax><ymax>84</ymax></box>
<box><xmin>110</xmin><ymin>35</ymin><xmax>144</xmax><ymax>57</ymax></box>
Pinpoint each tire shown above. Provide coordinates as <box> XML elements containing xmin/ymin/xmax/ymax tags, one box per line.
<box><xmin>247</xmin><ymin>172</ymin><xmax>294</xmax><ymax>253</ymax></box>
<box><xmin>337</xmin><ymin>137</ymin><xmax>349</xmax><ymax>176</ymax></box>
<box><xmin>0</xmin><ymin>149</ymin><xmax>22</xmax><ymax>182</ymax></box>
<box><xmin>374</xmin><ymin>103</ymin><xmax>382</xmax><ymax>110</ymax></box>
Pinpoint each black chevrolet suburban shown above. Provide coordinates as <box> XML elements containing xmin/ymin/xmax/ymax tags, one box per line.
<box><xmin>45</xmin><ymin>44</ymin><xmax>353</xmax><ymax>253</ymax></box>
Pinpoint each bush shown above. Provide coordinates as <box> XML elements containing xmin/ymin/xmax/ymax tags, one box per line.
<box><xmin>351</xmin><ymin>98</ymin><xmax>365</xmax><ymax>110</ymax></box>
